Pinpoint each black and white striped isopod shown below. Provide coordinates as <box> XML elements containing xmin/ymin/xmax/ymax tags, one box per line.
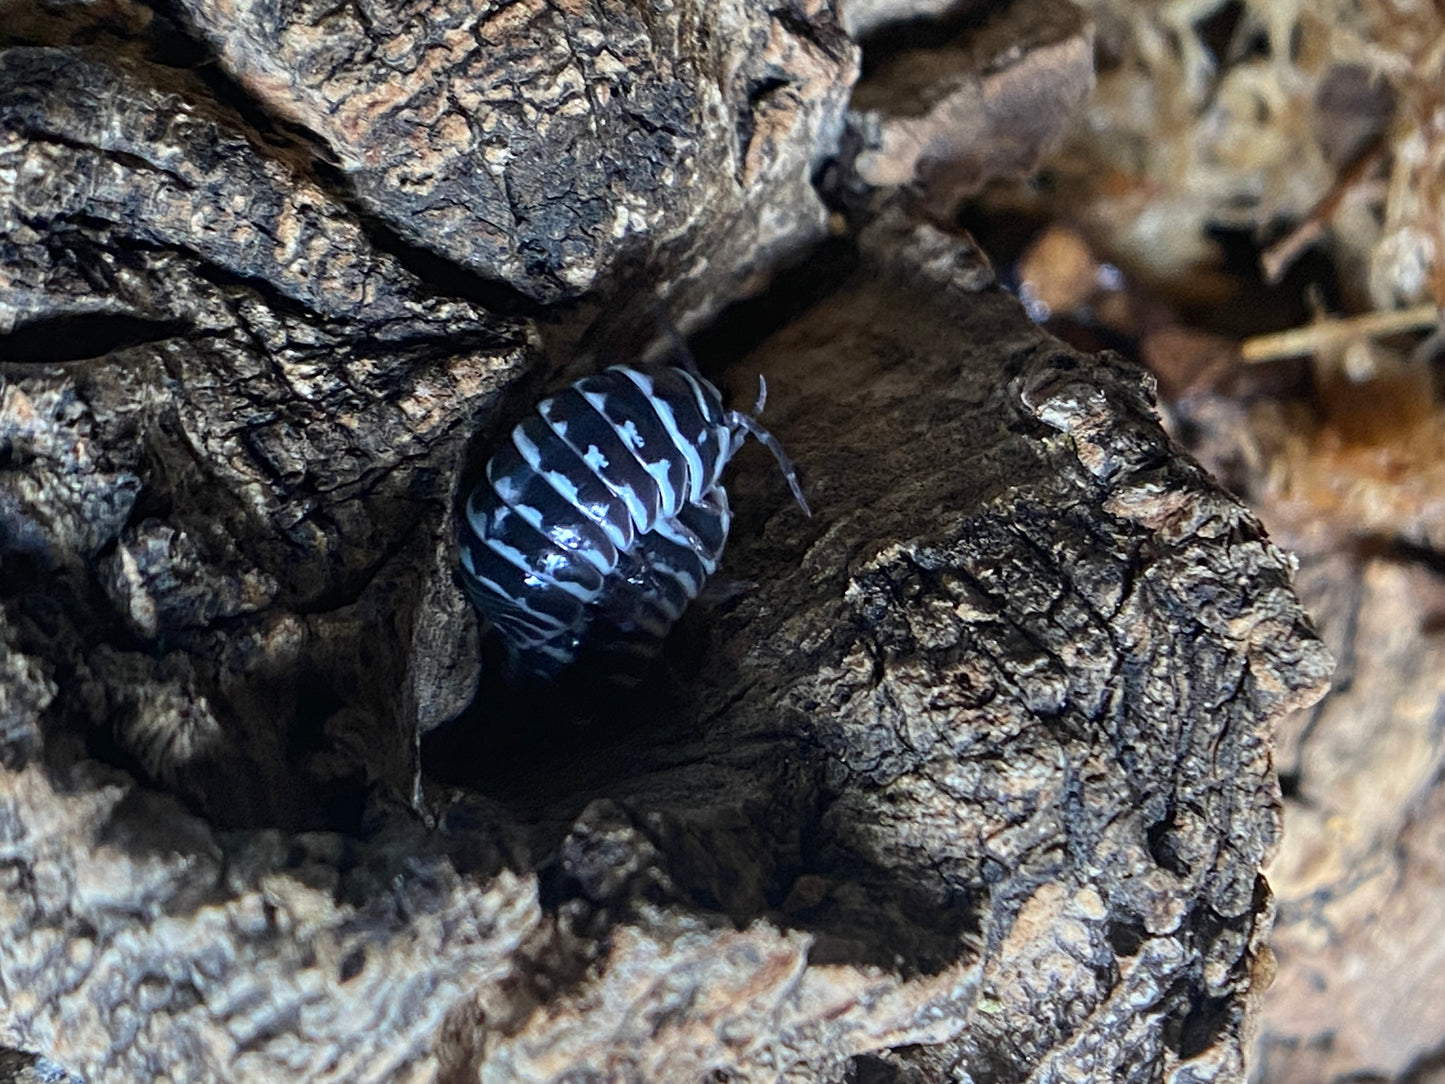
<box><xmin>459</xmin><ymin>364</ymin><xmax>809</xmax><ymax>680</ymax></box>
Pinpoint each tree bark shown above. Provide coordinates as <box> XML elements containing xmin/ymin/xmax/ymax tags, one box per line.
<box><xmin>0</xmin><ymin>4</ymin><xmax>1329</xmax><ymax>1082</ymax></box>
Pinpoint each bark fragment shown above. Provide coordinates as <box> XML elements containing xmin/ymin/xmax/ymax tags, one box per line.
<box><xmin>169</xmin><ymin>0</ymin><xmax>857</xmax><ymax>312</ymax></box>
<box><xmin>1171</xmin><ymin>392</ymin><xmax>1445</xmax><ymax>1084</ymax></box>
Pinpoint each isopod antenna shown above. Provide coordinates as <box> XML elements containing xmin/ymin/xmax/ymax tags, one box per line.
<box><xmin>651</xmin><ymin>315</ymin><xmax>811</xmax><ymax>518</ymax></box>
<box><xmin>728</xmin><ymin>375</ymin><xmax>811</xmax><ymax>518</ymax></box>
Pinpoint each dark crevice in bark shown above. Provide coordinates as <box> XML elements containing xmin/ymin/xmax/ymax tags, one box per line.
<box><xmin>0</xmin><ymin>314</ymin><xmax>189</xmax><ymax>365</ymax></box>
<box><xmin>310</xmin><ymin>160</ymin><xmax>548</xmax><ymax>318</ymax></box>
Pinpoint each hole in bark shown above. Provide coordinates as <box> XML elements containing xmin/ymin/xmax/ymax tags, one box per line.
<box><xmin>1176</xmin><ymin>993</ymin><xmax>1234</xmax><ymax>1059</ymax></box>
<box><xmin>686</xmin><ymin>237</ymin><xmax>859</xmax><ymax>366</ymax></box>
<box><xmin>0</xmin><ymin>315</ymin><xmax>186</xmax><ymax>364</ymax></box>
<box><xmin>426</xmin><ymin>290</ymin><xmax>826</xmax><ymax>784</ymax></box>
<box><xmin>1106</xmin><ymin>917</ymin><xmax>1147</xmax><ymax>958</ymax></box>
<box><xmin>421</xmin><ymin>664</ymin><xmax>696</xmax><ymax>797</ymax></box>
<box><xmin>338</xmin><ymin>946</ymin><xmax>366</xmax><ymax>983</ymax></box>
<box><xmin>425</xmin><ymin>261</ymin><xmax>1001</xmax><ymax>983</ymax></box>
<box><xmin>1145</xmin><ymin>808</ymin><xmax>1190</xmax><ymax>876</ymax></box>
<box><xmin>279</xmin><ymin>688</ymin><xmax>370</xmax><ymax>833</ymax></box>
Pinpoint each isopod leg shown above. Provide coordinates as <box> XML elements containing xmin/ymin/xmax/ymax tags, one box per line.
<box><xmin>725</xmin><ymin>410</ymin><xmax>811</xmax><ymax>517</ymax></box>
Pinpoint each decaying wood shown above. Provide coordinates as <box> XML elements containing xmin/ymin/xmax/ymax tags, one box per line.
<box><xmin>0</xmin><ymin>4</ymin><xmax>1329</xmax><ymax>1083</ymax></box>
<box><xmin>0</xmin><ymin>43</ymin><xmax>526</xmax><ymax>821</ymax></box>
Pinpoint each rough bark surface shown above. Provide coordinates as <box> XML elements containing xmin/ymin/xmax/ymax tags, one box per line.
<box><xmin>666</xmin><ymin>217</ymin><xmax>1330</xmax><ymax>1082</ymax></box>
<box><xmin>170</xmin><ymin>0</ymin><xmax>856</xmax><ymax>312</ymax></box>
<box><xmin>1</xmin><ymin>44</ymin><xmax>526</xmax><ymax>820</ymax></box>
<box><xmin>0</xmin><ymin>4</ymin><xmax>1330</xmax><ymax>1083</ymax></box>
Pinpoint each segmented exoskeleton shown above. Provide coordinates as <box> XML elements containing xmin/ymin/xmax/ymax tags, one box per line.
<box><xmin>459</xmin><ymin>364</ymin><xmax>808</xmax><ymax>680</ymax></box>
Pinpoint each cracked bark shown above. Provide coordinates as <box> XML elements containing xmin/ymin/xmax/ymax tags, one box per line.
<box><xmin>0</xmin><ymin>4</ymin><xmax>1328</xmax><ymax>1083</ymax></box>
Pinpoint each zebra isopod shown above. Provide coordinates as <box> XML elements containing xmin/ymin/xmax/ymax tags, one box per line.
<box><xmin>459</xmin><ymin>364</ymin><xmax>809</xmax><ymax>681</ymax></box>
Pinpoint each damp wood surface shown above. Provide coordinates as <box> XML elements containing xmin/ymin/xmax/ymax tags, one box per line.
<box><xmin>0</xmin><ymin>3</ymin><xmax>1331</xmax><ymax>1083</ymax></box>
